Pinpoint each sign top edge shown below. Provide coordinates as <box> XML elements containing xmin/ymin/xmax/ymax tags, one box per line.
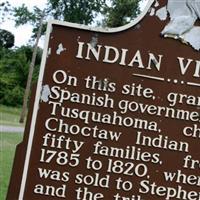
<box><xmin>48</xmin><ymin>0</ymin><xmax>155</xmax><ymax>33</ymax></box>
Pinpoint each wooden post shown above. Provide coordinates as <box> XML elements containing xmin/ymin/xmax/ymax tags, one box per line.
<box><xmin>19</xmin><ymin>13</ymin><xmax>44</xmax><ymax>123</ymax></box>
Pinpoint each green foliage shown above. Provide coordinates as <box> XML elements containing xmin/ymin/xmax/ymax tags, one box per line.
<box><xmin>13</xmin><ymin>0</ymin><xmax>141</xmax><ymax>38</ymax></box>
<box><xmin>13</xmin><ymin>0</ymin><xmax>106</xmax><ymax>39</ymax></box>
<box><xmin>3</xmin><ymin>86</ymin><xmax>24</xmax><ymax>106</ymax></box>
<box><xmin>103</xmin><ymin>0</ymin><xmax>140</xmax><ymax>27</ymax></box>
<box><xmin>14</xmin><ymin>4</ymin><xmax>38</xmax><ymax>26</ymax></box>
<box><xmin>0</xmin><ymin>29</ymin><xmax>15</xmax><ymax>48</ymax></box>
<box><xmin>0</xmin><ymin>46</ymin><xmax>42</xmax><ymax>107</ymax></box>
<box><xmin>14</xmin><ymin>4</ymin><xmax>46</xmax><ymax>38</ymax></box>
<box><xmin>48</xmin><ymin>0</ymin><xmax>105</xmax><ymax>24</ymax></box>
<box><xmin>0</xmin><ymin>1</ymin><xmax>11</xmax><ymax>23</ymax></box>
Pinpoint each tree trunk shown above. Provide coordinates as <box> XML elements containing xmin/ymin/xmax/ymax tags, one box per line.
<box><xmin>19</xmin><ymin>14</ymin><xmax>44</xmax><ymax>123</ymax></box>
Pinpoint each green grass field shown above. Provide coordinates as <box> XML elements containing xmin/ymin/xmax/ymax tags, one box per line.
<box><xmin>0</xmin><ymin>105</ymin><xmax>25</xmax><ymax>126</ymax></box>
<box><xmin>0</xmin><ymin>132</ymin><xmax>23</xmax><ymax>200</ymax></box>
<box><xmin>0</xmin><ymin>105</ymin><xmax>24</xmax><ymax>199</ymax></box>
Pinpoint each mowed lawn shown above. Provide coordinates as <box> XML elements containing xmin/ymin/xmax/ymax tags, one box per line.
<box><xmin>0</xmin><ymin>105</ymin><xmax>25</xmax><ymax>126</ymax></box>
<box><xmin>0</xmin><ymin>105</ymin><xmax>24</xmax><ymax>199</ymax></box>
<box><xmin>0</xmin><ymin>132</ymin><xmax>23</xmax><ymax>200</ymax></box>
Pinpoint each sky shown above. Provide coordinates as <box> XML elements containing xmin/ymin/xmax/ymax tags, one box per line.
<box><xmin>0</xmin><ymin>0</ymin><xmax>48</xmax><ymax>47</ymax></box>
<box><xmin>0</xmin><ymin>0</ymin><xmax>148</xmax><ymax>47</ymax></box>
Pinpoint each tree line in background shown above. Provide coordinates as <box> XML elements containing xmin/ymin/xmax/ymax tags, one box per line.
<box><xmin>0</xmin><ymin>0</ymin><xmax>140</xmax><ymax>107</ymax></box>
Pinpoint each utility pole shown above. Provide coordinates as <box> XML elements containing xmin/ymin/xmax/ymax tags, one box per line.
<box><xmin>19</xmin><ymin>12</ymin><xmax>45</xmax><ymax>123</ymax></box>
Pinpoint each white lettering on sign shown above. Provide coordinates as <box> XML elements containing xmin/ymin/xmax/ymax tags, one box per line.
<box><xmin>76</xmin><ymin>41</ymin><xmax>163</xmax><ymax>71</ymax></box>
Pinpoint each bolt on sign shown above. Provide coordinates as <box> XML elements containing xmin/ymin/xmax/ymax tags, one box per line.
<box><xmin>7</xmin><ymin>0</ymin><xmax>200</xmax><ymax>199</ymax></box>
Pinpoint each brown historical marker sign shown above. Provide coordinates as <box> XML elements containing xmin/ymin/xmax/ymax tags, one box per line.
<box><xmin>7</xmin><ymin>0</ymin><xmax>200</xmax><ymax>199</ymax></box>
